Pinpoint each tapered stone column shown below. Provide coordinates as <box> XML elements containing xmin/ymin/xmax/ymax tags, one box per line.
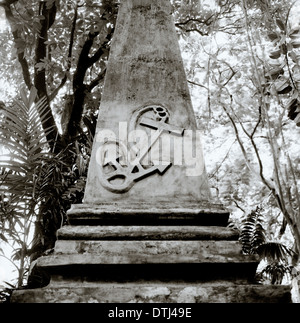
<box><xmin>67</xmin><ymin>0</ymin><xmax>228</xmax><ymax>225</ymax></box>
<box><xmin>11</xmin><ymin>0</ymin><xmax>291</xmax><ymax>303</ymax></box>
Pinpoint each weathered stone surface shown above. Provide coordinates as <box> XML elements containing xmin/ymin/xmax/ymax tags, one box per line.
<box><xmin>292</xmin><ymin>277</ymin><xmax>300</xmax><ymax>303</ymax></box>
<box><xmin>67</xmin><ymin>203</ymin><xmax>230</xmax><ymax>226</ymax></box>
<box><xmin>83</xmin><ymin>0</ymin><xmax>214</xmax><ymax>206</ymax></box>
<box><xmin>33</xmin><ymin>240</ymin><xmax>259</xmax><ymax>285</ymax></box>
<box><xmin>57</xmin><ymin>225</ymin><xmax>239</xmax><ymax>240</ymax></box>
<box><xmin>11</xmin><ymin>283</ymin><xmax>291</xmax><ymax>303</ymax></box>
<box><xmin>38</xmin><ymin>240</ymin><xmax>258</xmax><ymax>266</ymax></box>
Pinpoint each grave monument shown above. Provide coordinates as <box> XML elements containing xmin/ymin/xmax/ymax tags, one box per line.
<box><xmin>12</xmin><ymin>0</ymin><xmax>291</xmax><ymax>303</ymax></box>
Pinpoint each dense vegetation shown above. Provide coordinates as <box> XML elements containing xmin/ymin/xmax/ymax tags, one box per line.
<box><xmin>0</xmin><ymin>0</ymin><xmax>299</xmax><ymax>300</ymax></box>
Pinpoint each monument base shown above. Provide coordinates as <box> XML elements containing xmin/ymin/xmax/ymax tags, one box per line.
<box><xmin>11</xmin><ymin>220</ymin><xmax>292</xmax><ymax>303</ymax></box>
<box><xmin>12</xmin><ymin>283</ymin><xmax>291</xmax><ymax>303</ymax></box>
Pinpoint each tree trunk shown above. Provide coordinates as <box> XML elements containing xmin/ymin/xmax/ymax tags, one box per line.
<box><xmin>34</xmin><ymin>1</ymin><xmax>60</xmax><ymax>151</ymax></box>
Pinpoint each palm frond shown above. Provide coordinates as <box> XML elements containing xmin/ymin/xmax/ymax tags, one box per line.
<box><xmin>260</xmin><ymin>263</ymin><xmax>293</xmax><ymax>285</ymax></box>
<box><xmin>0</xmin><ymin>89</ymin><xmax>50</xmax><ymax>212</ymax></box>
<box><xmin>256</xmin><ymin>242</ymin><xmax>295</xmax><ymax>263</ymax></box>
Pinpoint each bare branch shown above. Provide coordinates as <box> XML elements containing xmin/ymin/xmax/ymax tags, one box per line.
<box><xmin>175</xmin><ymin>15</ymin><xmax>215</xmax><ymax>28</ymax></box>
<box><xmin>175</xmin><ymin>24</ymin><xmax>209</xmax><ymax>36</ymax></box>
<box><xmin>211</xmin><ymin>139</ymin><xmax>236</xmax><ymax>177</ymax></box>
<box><xmin>187</xmin><ymin>80</ymin><xmax>208</xmax><ymax>90</ymax></box>
<box><xmin>222</xmin><ymin>69</ymin><xmax>236</xmax><ymax>87</ymax></box>
<box><xmin>251</xmin><ymin>106</ymin><xmax>262</xmax><ymax>138</ymax></box>
<box><xmin>86</xmin><ymin>68</ymin><xmax>106</xmax><ymax>92</ymax></box>
<box><xmin>222</xmin><ymin>103</ymin><xmax>254</xmax><ymax>174</ymax></box>
<box><xmin>233</xmin><ymin>200</ymin><xmax>246</xmax><ymax>213</ymax></box>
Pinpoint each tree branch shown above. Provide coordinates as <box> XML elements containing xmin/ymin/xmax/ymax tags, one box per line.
<box><xmin>211</xmin><ymin>139</ymin><xmax>236</xmax><ymax>177</ymax></box>
<box><xmin>175</xmin><ymin>15</ymin><xmax>215</xmax><ymax>28</ymax></box>
<box><xmin>73</xmin><ymin>31</ymin><xmax>99</xmax><ymax>89</ymax></box>
<box><xmin>187</xmin><ymin>80</ymin><xmax>208</xmax><ymax>90</ymax></box>
<box><xmin>86</xmin><ymin>68</ymin><xmax>106</xmax><ymax>92</ymax></box>
<box><xmin>175</xmin><ymin>24</ymin><xmax>209</xmax><ymax>36</ymax></box>
<box><xmin>222</xmin><ymin>104</ymin><xmax>251</xmax><ymax>169</ymax></box>
<box><xmin>64</xmin><ymin>26</ymin><xmax>113</xmax><ymax>139</ymax></box>
<box><xmin>34</xmin><ymin>0</ymin><xmax>60</xmax><ymax>150</ymax></box>
<box><xmin>62</xmin><ymin>31</ymin><xmax>100</xmax><ymax>140</ymax></box>
<box><xmin>86</xmin><ymin>30</ymin><xmax>113</xmax><ymax>68</ymax></box>
<box><xmin>222</xmin><ymin>69</ymin><xmax>236</xmax><ymax>87</ymax></box>
<box><xmin>233</xmin><ymin>200</ymin><xmax>246</xmax><ymax>213</ymax></box>
<box><xmin>49</xmin><ymin>2</ymin><xmax>78</xmax><ymax>102</ymax></box>
<box><xmin>230</xmin><ymin>102</ymin><xmax>274</xmax><ymax>192</ymax></box>
<box><xmin>224</xmin><ymin>101</ymin><xmax>300</xmax><ymax>253</ymax></box>
<box><xmin>2</xmin><ymin>3</ymin><xmax>32</xmax><ymax>90</ymax></box>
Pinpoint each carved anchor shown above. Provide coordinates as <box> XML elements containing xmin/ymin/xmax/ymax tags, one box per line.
<box><xmin>101</xmin><ymin>108</ymin><xmax>184</xmax><ymax>193</ymax></box>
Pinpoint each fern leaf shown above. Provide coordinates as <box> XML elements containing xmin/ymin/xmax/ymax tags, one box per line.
<box><xmin>240</xmin><ymin>206</ymin><xmax>266</xmax><ymax>254</ymax></box>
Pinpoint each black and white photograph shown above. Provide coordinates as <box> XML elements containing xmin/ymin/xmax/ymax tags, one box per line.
<box><xmin>0</xmin><ymin>0</ymin><xmax>300</xmax><ymax>308</ymax></box>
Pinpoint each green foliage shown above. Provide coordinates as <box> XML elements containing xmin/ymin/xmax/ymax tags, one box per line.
<box><xmin>264</xmin><ymin>15</ymin><xmax>300</xmax><ymax>126</ymax></box>
<box><xmin>0</xmin><ymin>0</ymin><xmax>104</xmax><ymax>290</ymax></box>
<box><xmin>172</xmin><ymin>0</ymin><xmax>216</xmax><ymax>37</ymax></box>
<box><xmin>240</xmin><ymin>206</ymin><xmax>296</xmax><ymax>284</ymax></box>
<box><xmin>0</xmin><ymin>88</ymin><xmax>50</xmax><ymax>288</ymax></box>
<box><xmin>0</xmin><ymin>87</ymin><xmax>92</xmax><ymax>290</ymax></box>
<box><xmin>180</xmin><ymin>0</ymin><xmax>300</xmax><ymax>266</ymax></box>
<box><xmin>257</xmin><ymin>263</ymin><xmax>293</xmax><ymax>285</ymax></box>
<box><xmin>240</xmin><ymin>207</ymin><xmax>266</xmax><ymax>255</ymax></box>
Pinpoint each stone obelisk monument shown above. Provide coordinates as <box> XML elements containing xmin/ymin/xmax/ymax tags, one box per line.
<box><xmin>12</xmin><ymin>0</ymin><xmax>291</xmax><ymax>303</ymax></box>
<box><xmin>69</xmin><ymin>0</ymin><xmax>227</xmax><ymax>224</ymax></box>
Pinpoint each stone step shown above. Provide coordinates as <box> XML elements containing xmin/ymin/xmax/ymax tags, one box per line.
<box><xmin>37</xmin><ymin>263</ymin><xmax>259</xmax><ymax>284</ymax></box>
<box><xmin>34</xmin><ymin>240</ymin><xmax>259</xmax><ymax>284</ymax></box>
<box><xmin>67</xmin><ymin>203</ymin><xmax>230</xmax><ymax>226</ymax></box>
<box><xmin>57</xmin><ymin>225</ymin><xmax>239</xmax><ymax>241</ymax></box>
<box><xmin>41</xmin><ymin>240</ymin><xmax>258</xmax><ymax>265</ymax></box>
<box><xmin>25</xmin><ymin>227</ymin><xmax>260</xmax><ymax>293</ymax></box>
<box><xmin>11</xmin><ymin>283</ymin><xmax>291</xmax><ymax>303</ymax></box>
